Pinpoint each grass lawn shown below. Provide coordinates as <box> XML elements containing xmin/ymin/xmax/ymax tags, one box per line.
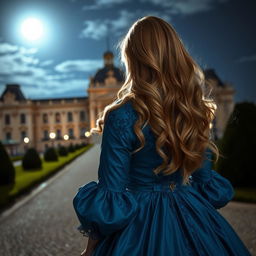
<box><xmin>0</xmin><ymin>144</ymin><xmax>94</xmax><ymax>209</ymax></box>
<box><xmin>233</xmin><ymin>187</ymin><xmax>256</xmax><ymax>204</ymax></box>
<box><xmin>10</xmin><ymin>155</ymin><xmax>23</xmax><ymax>162</ymax></box>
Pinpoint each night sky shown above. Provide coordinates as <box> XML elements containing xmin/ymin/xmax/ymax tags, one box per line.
<box><xmin>0</xmin><ymin>0</ymin><xmax>255</xmax><ymax>103</ymax></box>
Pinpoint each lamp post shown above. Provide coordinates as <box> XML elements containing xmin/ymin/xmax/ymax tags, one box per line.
<box><xmin>49</xmin><ymin>132</ymin><xmax>56</xmax><ymax>147</ymax></box>
<box><xmin>63</xmin><ymin>134</ymin><xmax>69</xmax><ymax>148</ymax></box>
<box><xmin>63</xmin><ymin>134</ymin><xmax>69</xmax><ymax>141</ymax></box>
<box><xmin>84</xmin><ymin>131</ymin><xmax>91</xmax><ymax>144</ymax></box>
<box><xmin>23</xmin><ymin>137</ymin><xmax>29</xmax><ymax>152</ymax></box>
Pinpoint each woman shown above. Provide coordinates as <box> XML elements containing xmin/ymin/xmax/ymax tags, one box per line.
<box><xmin>73</xmin><ymin>16</ymin><xmax>251</xmax><ymax>256</ymax></box>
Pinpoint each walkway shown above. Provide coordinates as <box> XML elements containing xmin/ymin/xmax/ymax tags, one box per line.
<box><xmin>0</xmin><ymin>144</ymin><xmax>255</xmax><ymax>255</ymax></box>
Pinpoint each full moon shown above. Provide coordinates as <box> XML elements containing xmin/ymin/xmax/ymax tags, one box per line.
<box><xmin>21</xmin><ymin>18</ymin><xmax>44</xmax><ymax>41</ymax></box>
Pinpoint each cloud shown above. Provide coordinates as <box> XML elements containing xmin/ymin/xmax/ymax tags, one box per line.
<box><xmin>80</xmin><ymin>20</ymin><xmax>110</xmax><ymax>40</ymax></box>
<box><xmin>55</xmin><ymin>59</ymin><xmax>102</xmax><ymax>72</ymax></box>
<box><xmin>83</xmin><ymin>0</ymin><xmax>230</xmax><ymax>18</ymax></box>
<box><xmin>236</xmin><ymin>54</ymin><xmax>256</xmax><ymax>63</ymax></box>
<box><xmin>80</xmin><ymin>9</ymin><xmax>172</xmax><ymax>41</ymax></box>
<box><xmin>83</xmin><ymin>0</ymin><xmax>129</xmax><ymax>11</ymax></box>
<box><xmin>0</xmin><ymin>43</ymin><xmax>19</xmax><ymax>54</ymax></box>
<box><xmin>0</xmin><ymin>42</ymin><xmax>103</xmax><ymax>99</ymax></box>
<box><xmin>40</xmin><ymin>60</ymin><xmax>54</xmax><ymax>67</ymax></box>
<box><xmin>139</xmin><ymin>0</ymin><xmax>213</xmax><ymax>14</ymax></box>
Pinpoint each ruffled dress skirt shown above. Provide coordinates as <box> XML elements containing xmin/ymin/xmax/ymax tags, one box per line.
<box><xmin>73</xmin><ymin>170</ymin><xmax>252</xmax><ymax>256</ymax></box>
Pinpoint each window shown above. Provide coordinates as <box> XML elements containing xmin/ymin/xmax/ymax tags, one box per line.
<box><xmin>5</xmin><ymin>114</ymin><xmax>10</xmax><ymax>125</ymax></box>
<box><xmin>6</xmin><ymin>132</ymin><xmax>12</xmax><ymax>140</ymax></box>
<box><xmin>56</xmin><ymin>129</ymin><xmax>62</xmax><ymax>139</ymax></box>
<box><xmin>42</xmin><ymin>113</ymin><xmax>48</xmax><ymax>123</ymax></box>
<box><xmin>55</xmin><ymin>112</ymin><xmax>61</xmax><ymax>123</ymax></box>
<box><xmin>67</xmin><ymin>112</ymin><xmax>73</xmax><ymax>122</ymax></box>
<box><xmin>43</xmin><ymin>130</ymin><xmax>49</xmax><ymax>140</ymax></box>
<box><xmin>68</xmin><ymin>128</ymin><xmax>74</xmax><ymax>138</ymax></box>
<box><xmin>80</xmin><ymin>111</ymin><xmax>86</xmax><ymax>121</ymax></box>
<box><xmin>20</xmin><ymin>113</ymin><xmax>26</xmax><ymax>124</ymax></box>
<box><xmin>80</xmin><ymin>127</ymin><xmax>86</xmax><ymax>137</ymax></box>
<box><xmin>21</xmin><ymin>131</ymin><xmax>27</xmax><ymax>140</ymax></box>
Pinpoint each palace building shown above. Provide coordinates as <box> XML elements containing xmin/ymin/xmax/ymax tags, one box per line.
<box><xmin>0</xmin><ymin>51</ymin><xmax>235</xmax><ymax>156</ymax></box>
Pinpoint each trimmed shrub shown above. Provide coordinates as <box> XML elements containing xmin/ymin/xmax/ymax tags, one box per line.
<box><xmin>44</xmin><ymin>147</ymin><xmax>58</xmax><ymax>162</ymax></box>
<box><xmin>0</xmin><ymin>141</ymin><xmax>15</xmax><ymax>185</ymax></box>
<box><xmin>216</xmin><ymin>102</ymin><xmax>256</xmax><ymax>187</ymax></box>
<box><xmin>74</xmin><ymin>143</ymin><xmax>80</xmax><ymax>150</ymax></box>
<box><xmin>81</xmin><ymin>142</ymin><xmax>88</xmax><ymax>148</ymax></box>
<box><xmin>68</xmin><ymin>143</ymin><xmax>75</xmax><ymax>153</ymax></box>
<box><xmin>58</xmin><ymin>146</ymin><xmax>68</xmax><ymax>156</ymax></box>
<box><xmin>22</xmin><ymin>148</ymin><xmax>42</xmax><ymax>170</ymax></box>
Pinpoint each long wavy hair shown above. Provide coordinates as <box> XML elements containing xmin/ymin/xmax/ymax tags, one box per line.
<box><xmin>91</xmin><ymin>15</ymin><xmax>219</xmax><ymax>185</ymax></box>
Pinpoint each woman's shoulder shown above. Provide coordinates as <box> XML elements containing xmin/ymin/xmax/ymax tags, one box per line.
<box><xmin>107</xmin><ymin>99</ymin><xmax>138</xmax><ymax>123</ymax></box>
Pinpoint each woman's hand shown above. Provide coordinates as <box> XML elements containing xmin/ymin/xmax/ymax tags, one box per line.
<box><xmin>80</xmin><ymin>237</ymin><xmax>100</xmax><ymax>256</ymax></box>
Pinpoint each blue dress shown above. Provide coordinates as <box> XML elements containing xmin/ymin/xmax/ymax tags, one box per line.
<box><xmin>73</xmin><ymin>100</ymin><xmax>251</xmax><ymax>256</ymax></box>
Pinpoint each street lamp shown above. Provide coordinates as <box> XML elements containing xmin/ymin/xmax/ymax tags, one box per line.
<box><xmin>49</xmin><ymin>132</ymin><xmax>56</xmax><ymax>147</ymax></box>
<box><xmin>23</xmin><ymin>136</ymin><xmax>29</xmax><ymax>152</ymax></box>
<box><xmin>84</xmin><ymin>131</ymin><xmax>91</xmax><ymax>144</ymax></box>
<box><xmin>63</xmin><ymin>134</ymin><xmax>69</xmax><ymax>141</ymax></box>
<box><xmin>23</xmin><ymin>137</ymin><xmax>30</xmax><ymax>144</ymax></box>
<box><xmin>84</xmin><ymin>131</ymin><xmax>91</xmax><ymax>137</ymax></box>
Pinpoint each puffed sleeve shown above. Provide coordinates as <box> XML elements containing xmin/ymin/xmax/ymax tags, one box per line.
<box><xmin>190</xmin><ymin>148</ymin><xmax>235</xmax><ymax>209</ymax></box>
<box><xmin>73</xmin><ymin>104</ymin><xmax>139</xmax><ymax>240</ymax></box>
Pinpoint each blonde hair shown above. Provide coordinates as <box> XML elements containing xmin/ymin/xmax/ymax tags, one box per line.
<box><xmin>91</xmin><ymin>15</ymin><xmax>219</xmax><ymax>185</ymax></box>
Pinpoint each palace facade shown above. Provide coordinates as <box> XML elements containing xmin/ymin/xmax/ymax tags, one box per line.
<box><xmin>0</xmin><ymin>51</ymin><xmax>235</xmax><ymax>156</ymax></box>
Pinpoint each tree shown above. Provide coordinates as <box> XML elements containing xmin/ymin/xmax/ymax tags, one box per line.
<box><xmin>68</xmin><ymin>143</ymin><xmax>75</xmax><ymax>153</ymax></box>
<box><xmin>0</xmin><ymin>141</ymin><xmax>15</xmax><ymax>185</ymax></box>
<box><xmin>216</xmin><ymin>102</ymin><xmax>256</xmax><ymax>187</ymax></box>
<box><xmin>22</xmin><ymin>148</ymin><xmax>42</xmax><ymax>170</ymax></box>
<box><xmin>44</xmin><ymin>147</ymin><xmax>58</xmax><ymax>162</ymax></box>
<box><xmin>58</xmin><ymin>146</ymin><xmax>68</xmax><ymax>156</ymax></box>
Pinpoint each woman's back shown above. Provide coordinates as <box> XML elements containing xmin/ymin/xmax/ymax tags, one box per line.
<box><xmin>73</xmin><ymin>100</ymin><xmax>251</xmax><ymax>255</ymax></box>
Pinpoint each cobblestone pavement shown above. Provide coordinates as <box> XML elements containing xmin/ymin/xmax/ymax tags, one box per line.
<box><xmin>0</xmin><ymin>144</ymin><xmax>255</xmax><ymax>256</ymax></box>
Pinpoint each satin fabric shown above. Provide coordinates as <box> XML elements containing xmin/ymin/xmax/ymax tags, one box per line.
<box><xmin>73</xmin><ymin>100</ymin><xmax>251</xmax><ymax>256</ymax></box>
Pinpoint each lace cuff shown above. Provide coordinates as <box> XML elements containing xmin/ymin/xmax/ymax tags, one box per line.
<box><xmin>77</xmin><ymin>224</ymin><xmax>106</xmax><ymax>240</ymax></box>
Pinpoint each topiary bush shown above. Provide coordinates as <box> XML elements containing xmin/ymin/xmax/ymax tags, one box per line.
<box><xmin>68</xmin><ymin>143</ymin><xmax>75</xmax><ymax>153</ymax></box>
<box><xmin>74</xmin><ymin>143</ymin><xmax>80</xmax><ymax>150</ymax></box>
<box><xmin>58</xmin><ymin>146</ymin><xmax>68</xmax><ymax>156</ymax></box>
<box><xmin>44</xmin><ymin>147</ymin><xmax>58</xmax><ymax>162</ymax></box>
<box><xmin>0</xmin><ymin>141</ymin><xmax>15</xmax><ymax>185</ymax></box>
<box><xmin>216</xmin><ymin>102</ymin><xmax>256</xmax><ymax>187</ymax></box>
<box><xmin>22</xmin><ymin>148</ymin><xmax>42</xmax><ymax>170</ymax></box>
<box><xmin>81</xmin><ymin>142</ymin><xmax>87</xmax><ymax>148</ymax></box>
